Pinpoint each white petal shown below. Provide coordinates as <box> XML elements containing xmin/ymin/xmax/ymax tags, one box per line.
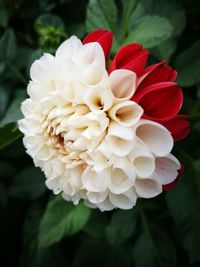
<box><xmin>109</xmin><ymin>101</ymin><xmax>143</xmax><ymax>126</ymax></box>
<box><xmin>109</xmin><ymin>69</ymin><xmax>137</xmax><ymax>101</ymax></box>
<box><xmin>108</xmin><ymin>158</ymin><xmax>135</xmax><ymax>194</ymax></box>
<box><xmin>97</xmin><ymin>197</ymin><xmax>115</xmax><ymax>211</ymax></box>
<box><xmin>62</xmin><ymin>179</ymin><xmax>76</xmax><ymax>196</ymax></box>
<box><xmin>82</xmin><ymin>63</ymin><xmax>109</xmax><ymax>88</ymax></box>
<box><xmin>97</xmin><ymin>139</ymin><xmax>113</xmax><ymax>159</ymax></box>
<box><xmin>106</xmin><ymin>122</ymin><xmax>135</xmax><ymax>156</ymax></box>
<box><xmin>75</xmin><ymin>42</ymin><xmax>105</xmax><ymax>67</ymax></box>
<box><xmin>56</xmin><ymin>59</ymin><xmax>81</xmax><ymax>83</ymax></box>
<box><xmin>155</xmin><ymin>154</ymin><xmax>181</xmax><ymax>185</ymax></box>
<box><xmin>83</xmin><ymin>112</ymin><xmax>109</xmax><ymax>137</ymax></box>
<box><xmin>27</xmin><ymin>81</ymin><xmax>51</xmax><ymax>101</ymax></box>
<box><xmin>84</xmin><ymin>199</ymin><xmax>98</xmax><ymax>209</ymax></box>
<box><xmin>82</xmin><ymin>166</ymin><xmax>110</xmax><ymax>192</ymax></box>
<box><xmin>70</xmin><ymin>165</ymin><xmax>83</xmax><ymax>188</ymax></box>
<box><xmin>109</xmin><ymin>188</ymin><xmax>137</xmax><ymax>209</ymax></box>
<box><xmin>30</xmin><ymin>53</ymin><xmax>55</xmax><ymax>83</ymax></box>
<box><xmin>135</xmin><ymin>174</ymin><xmax>162</xmax><ymax>198</ymax></box>
<box><xmin>46</xmin><ymin>177</ymin><xmax>62</xmax><ymax>194</ymax></box>
<box><xmin>135</xmin><ymin>119</ymin><xmax>173</xmax><ymax>156</ymax></box>
<box><xmin>55</xmin><ymin>36</ymin><xmax>82</xmax><ymax>60</ymax></box>
<box><xmin>84</xmin><ymin>150</ymin><xmax>110</xmax><ymax>172</ymax></box>
<box><xmin>18</xmin><ymin>117</ymin><xmax>42</xmax><ymax>135</ymax></box>
<box><xmin>20</xmin><ymin>98</ymin><xmax>38</xmax><ymax>116</ymax></box>
<box><xmin>84</xmin><ymin>87</ymin><xmax>113</xmax><ymax>113</ymax></box>
<box><xmin>130</xmin><ymin>140</ymin><xmax>155</xmax><ymax>178</ymax></box>
<box><xmin>86</xmin><ymin>190</ymin><xmax>108</xmax><ymax>204</ymax></box>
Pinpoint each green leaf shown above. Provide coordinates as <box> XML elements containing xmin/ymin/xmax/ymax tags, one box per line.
<box><xmin>39</xmin><ymin>196</ymin><xmax>91</xmax><ymax>247</ymax></box>
<box><xmin>0</xmin><ymin>86</ymin><xmax>10</xmax><ymax>117</ymax></box>
<box><xmin>36</xmin><ymin>14</ymin><xmax>65</xmax><ymax>28</ymax></box>
<box><xmin>124</xmin><ymin>16</ymin><xmax>173</xmax><ymax>48</ymax></box>
<box><xmin>0</xmin><ymin>184</ymin><xmax>7</xmax><ymax>214</ymax></box>
<box><xmin>0</xmin><ymin>90</ymin><xmax>26</xmax><ymax>127</ymax></box>
<box><xmin>175</xmin><ymin>40</ymin><xmax>200</xmax><ymax>87</ymax></box>
<box><xmin>106</xmin><ymin>209</ymin><xmax>138</xmax><ymax>246</ymax></box>
<box><xmin>0</xmin><ymin>29</ymin><xmax>16</xmax><ymax>62</ymax></box>
<box><xmin>84</xmin><ymin>210</ymin><xmax>108</xmax><ymax>239</ymax></box>
<box><xmin>0</xmin><ymin>160</ymin><xmax>16</xmax><ymax>177</ymax></box>
<box><xmin>119</xmin><ymin>0</ymin><xmax>139</xmax><ymax>40</ymax></box>
<box><xmin>140</xmin><ymin>0</ymin><xmax>186</xmax><ymax>37</ymax></box>
<box><xmin>132</xmin><ymin>230</ymin><xmax>177</xmax><ymax>267</ymax></box>
<box><xmin>21</xmin><ymin>203</ymin><xmax>67</xmax><ymax>267</ymax></box>
<box><xmin>166</xmin><ymin>153</ymin><xmax>200</xmax><ymax>264</ymax></box>
<box><xmin>35</xmin><ymin>14</ymin><xmax>66</xmax><ymax>52</ymax></box>
<box><xmin>72</xmin><ymin>237</ymin><xmax>132</xmax><ymax>267</ymax></box>
<box><xmin>9</xmin><ymin>167</ymin><xmax>46</xmax><ymax>200</ymax></box>
<box><xmin>86</xmin><ymin>0</ymin><xmax>117</xmax><ymax>31</ymax></box>
<box><xmin>0</xmin><ymin>6</ymin><xmax>8</xmax><ymax>28</ymax></box>
<box><xmin>156</xmin><ymin>39</ymin><xmax>177</xmax><ymax>61</ymax></box>
<box><xmin>0</xmin><ymin>123</ymin><xmax>22</xmax><ymax>150</ymax></box>
<box><xmin>0</xmin><ymin>90</ymin><xmax>26</xmax><ymax>149</ymax></box>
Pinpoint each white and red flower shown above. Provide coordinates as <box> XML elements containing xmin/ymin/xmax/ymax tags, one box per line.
<box><xmin>18</xmin><ymin>29</ymin><xmax>190</xmax><ymax>210</ymax></box>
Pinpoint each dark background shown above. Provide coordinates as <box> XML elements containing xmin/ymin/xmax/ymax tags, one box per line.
<box><xmin>0</xmin><ymin>0</ymin><xmax>200</xmax><ymax>266</ymax></box>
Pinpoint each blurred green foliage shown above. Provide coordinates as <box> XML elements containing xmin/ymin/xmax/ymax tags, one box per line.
<box><xmin>0</xmin><ymin>0</ymin><xmax>200</xmax><ymax>266</ymax></box>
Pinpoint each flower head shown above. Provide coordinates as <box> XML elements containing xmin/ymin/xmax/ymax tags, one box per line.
<box><xmin>18</xmin><ymin>29</ymin><xmax>190</xmax><ymax>211</ymax></box>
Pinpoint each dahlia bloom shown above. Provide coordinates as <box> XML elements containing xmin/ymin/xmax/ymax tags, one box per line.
<box><xmin>18</xmin><ymin>29</ymin><xmax>190</xmax><ymax>211</ymax></box>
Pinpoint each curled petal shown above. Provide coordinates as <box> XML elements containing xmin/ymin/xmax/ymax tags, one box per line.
<box><xmin>163</xmin><ymin>115</ymin><xmax>190</xmax><ymax>141</ymax></box>
<box><xmin>162</xmin><ymin>164</ymin><xmax>184</xmax><ymax>191</ymax></box>
<box><xmin>109</xmin><ymin>188</ymin><xmax>137</xmax><ymax>209</ymax></box>
<box><xmin>84</xmin><ymin>87</ymin><xmax>113</xmax><ymax>113</ymax></box>
<box><xmin>135</xmin><ymin>174</ymin><xmax>162</xmax><ymax>198</ymax></box>
<box><xmin>30</xmin><ymin>53</ymin><xmax>55</xmax><ymax>84</ymax></box>
<box><xmin>27</xmin><ymin>82</ymin><xmax>48</xmax><ymax>101</ymax></box>
<box><xmin>56</xmin><ymin>35</ymin><xmax>82</xmax><ymax>61</ymax></box>
<box><xmin>75</xmin><ymin>42</ymin><xmax>105</xmax><ymax>67</ymax></box>
<box><xmin>83</xmin><ymin>150</ymin><xmax>110</xmax><ymax>172</ymax></box>
<box><xmin>82</xmin><ymin>63</ymin><xmax>109</xmax><ymax>88</ymax></box>
<box><xmin>106</xmin><ymin>122</ymin><xmax>135</xmax><ymax>156</ymax></box>
<box><xmin>83</xmin><ymin>29</ymin><xmax>113</xmax><ymax>59</ymax></box>
<box><xmin>62</xmin><ymin>179</ymin><xmax>76</xmax><ymax>196</ymax></box>
<box><xmin>97</xmin><ymin>139</ymin><xmax>113</xmax><ymax>159</ymax></box>
<box><xmin>70</xmin><ymin>166</ymin><xmax>83</xmax><ymax>188</ymax></box>
<box><xmin>134</xmin><ymin>119</ymin><xmax>173</xmax><ymax>156</ymax></box>
<box><xmin>18</xmin><ymin>117</ymin><xmax>42</xmax><ymax>135</ymax></box>
<box><xmin>86</xmin><ymin>190</ymin><xmax>108</xmax><ymax>204</ymax></box>
<box><xmin>46</xmin><ymin>177</ymin><xmax>62</xmax><ymax>195</ymax></box>
<box><xmin>20</xmin><ymin>98</ymin><xmax>40</xmax><ymax>117</ymax></box>
<box><xmin>109</xmin><ymin>69</ymin><xmax>137</xmax><ymax>100</ymax></box>
<box><xmin>133</xmin><ymin>82</ymin><xmax>183</xmax><ymax>122</ymax></box>
<box><xmin>83</xmin><ymin>112</ymin><xmax>109</xmax><ymax>138</ymax></box>
<box><xmin>82</xmin><ymin>166</ymin><xmax>110</xmax><ymax>192</ymax></box>
<box><xmin>108</xmin><ymin>158</ymin><xmax>136</xmax><ymax>194</ymax></box>
<box><xmin>108</xmin><ymin>44</ymin><xmax>149</xmax><ymax>76</ymax></box>
<box><xmin>155</xmin><ymin>154</ymin><xmax>181</xmax><ymax>185</ymax></box>
<box><xmin>130</xmin><ymin>140</ymin><xmax>155</xmax><ymax>178</ymax></box>
<box><xmin>97</xmin><ymin>197</ymin><xmax>115</xmax><ymax>211</ymax></box>
<box><xmin>109</xmin><ymin>101</ymin><xmax>143</xmax><ymax>126</ymax></box>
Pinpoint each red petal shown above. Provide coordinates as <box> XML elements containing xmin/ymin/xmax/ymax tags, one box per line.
<box><xmin>163</xmin><ymin>115</ymin><xmax>190</xmax><ymax>141</ymax></box>
<box><xmin>163</xmin><ymin>164</ymin><xmax>184</xmax><ymax>191</ymax></box>
<box><xmin>108</xmin><ymin>44</ymin><xmax>149</xmax><ymax>76</ymax></box>
<box><xmin>83</xmin><ymin>29</ymin><xmax>113</xmax><ymax>59</ymax></box>
<box><xmin>132</xmin><ymin>82</ymin><xmax>183</xmax><ymax>122</ymax></box>
<box><xmin>137</xmin><ymin>61</ymin><xmax>177</xmax><ymax>93</ymax></box>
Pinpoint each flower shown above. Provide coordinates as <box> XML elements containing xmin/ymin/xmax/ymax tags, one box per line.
<box><xmin>18</xmin><ymin>29</ymin><xmax>190</xmax><ymax>211</ymax></box>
